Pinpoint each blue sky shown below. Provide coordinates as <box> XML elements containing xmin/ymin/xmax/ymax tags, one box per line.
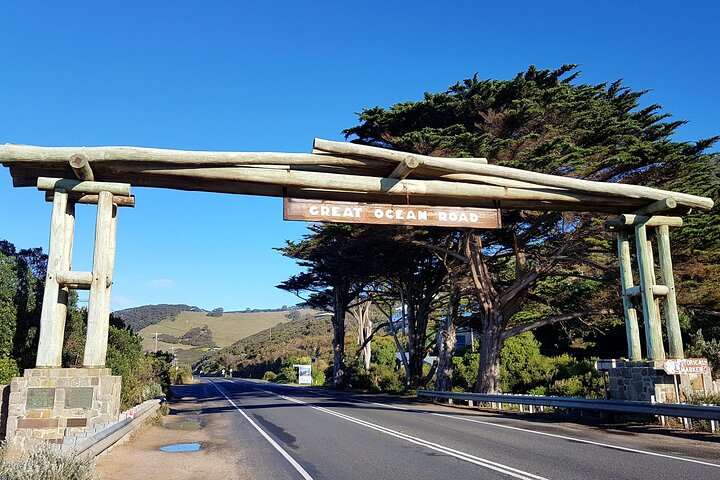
<box><xmin>1</xmin><ymin>1</ymin><xmax>718</xmax><ymax>311</ymax></box>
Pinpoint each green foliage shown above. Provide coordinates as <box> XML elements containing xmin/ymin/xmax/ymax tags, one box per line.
<box><xmin>262</xmin><ymin>371</ymin><xmax>277</xmax><ymax>381</ymax></box>
<box><xmin>345</xmin><ymin>362</ymin><xmax>405</xmax><ymax>392</ymax></box>
<box><xmin>0</xmin><ymin>443</ymin><xmax>97</xmax><ymax>480</ymax></box>
<box><xmin>686</xmin><ymin>330</ymin><xmax>720</xmax><ymax>379</ymax></box>
<box><xmin>500</xmin><ymin>333</ymin><xmax>554</xmax><ymax>392</ymax></box>
<box><xmin>0</xmin><ymin>356</ymin><xmax>20</xmax><ymax>384</ymax></box>
<box><xmin>181</xmin><ymin>325</ymin><xmax>215</xmax><ymax>348</ymax></box>
<box><xmin>451</xmin><ymin>352</ymin><xmax>480</xmax><ymax>392</ymax></box>
<box><xmin>113</xmin><ymin>304</ymin><xmax>203</xmax><ymax>332</ymax></box>
<box><xmin>371</xmin><ymin>335</ymin><xmax>397</xmax><ymax>367</ymax></box>
<box><xmin>106</xmin><ymin>323</ymin><xmax>172</xmax><ymax>410</ymax></box>
<box><xmin>170</xmin><ymin>364</ymin><xmax>193</xmax><ymax>385</ymax></box>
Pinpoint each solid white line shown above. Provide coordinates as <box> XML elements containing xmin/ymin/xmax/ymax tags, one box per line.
<box><xmin>264</xmin><ymin>384</ymin><xmax>720</xmax><ymax>470</ymax></box>
<box><xmin>209</xmin><ymin>381</ymin><xmax>315</xmax><ymax>480</ymax></box>
<box><xmin>429</xmin><ymin>412</ymin><xmax>720</xmax><ymax>469</ymax></box>
<box><xmin>258</xmin><ymin>386</ymin><xmax>547</xmax><ymax>480</ymax></box>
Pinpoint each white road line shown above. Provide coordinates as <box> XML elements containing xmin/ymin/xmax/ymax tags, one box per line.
<box><xmin>429</xmin><ymin>411</ymin><xmax>720</xmax><ymax>469</ymax></box>
<box><xmin>256</xmin><ymin>383</ymin><xmax>720</xmax><ymax>470</ymax></box>
<box><xmin>256</xmin><ymin>386</ymin><xmax>547</xmax><ymax>480</ymax></box>
<box><xmin>209</xmin><ymin>381</ymin><xmax>315</xmax><ymax>480</ymax></box>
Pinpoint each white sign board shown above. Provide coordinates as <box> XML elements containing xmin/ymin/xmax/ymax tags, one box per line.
<box><xmin>295</xmin><ymin>364</ymin><xmax>312</xmax><ymax>385</ymax></box>
<box><xmin>662</xmin><ymin>358</ymin><xmax>710</xmax><ymax>375</ymax></box>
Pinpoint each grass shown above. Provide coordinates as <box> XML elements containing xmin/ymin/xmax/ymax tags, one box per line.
<box><xmin>138</xmin><ymin>309</ymin><xmax>316</xmax><ymax>352</ymax></box>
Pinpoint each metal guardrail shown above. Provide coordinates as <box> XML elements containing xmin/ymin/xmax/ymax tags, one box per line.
<box><xmin>416</xmin><ymin>390</ymin><xmax>720</xmax><ymax>421</ymax></box>
<box><xmin>75</xmin><ymin>398</ymin><xmax>162</xmax><ymax>458</ymax></box>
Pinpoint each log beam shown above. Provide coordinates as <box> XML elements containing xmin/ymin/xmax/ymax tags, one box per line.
<box><xmin>635</xmin><ymin>224</ymin><xmax>665</xmax><ymax>360</ymax></box>
<box><xmin>624</xmin><ymin>285</ymin><xmax>670</xmax><ymax>297</ymax></box>
<box><xmin>45</xmin><ymin>191</ymin><xmax>135</xmax><ymax>207</ymax></box>
<box><xmin>83</xmin><ymin>192</ymin><xmax>117</xmax><ymax>367</ymax></box>
<box><xmin>36</xmin><ymin>191</ymin><xmax>75</xmax><ymax>367</ymax></box>
<box><xmin>69</xmin><ymin>154</ymin><xmax>94</xmax><ymax>181</ymax></box>
<box><xmin>633</xmin><ymin>198</ymin><xmax>677</xmax><ymax>216</ymax></box>
<box><xmin>56</xmin><ymin>270</ymin><xmax>93</xmax><ymax>288</ymax></box>
<box><xmin>388</xmin><ymin>156</ymin><xmax>420</xmax><ymax>180</ymax></box>
<box><xmin>617</xmin><ymin>231</ymin><xmax>642</xmax><ymax>360</ymax></box>
<box><xmin>656</xmin><ymin>224</ymin><xmax>684</xmax><ymax>358</ymax></box>
<box><xmin>37</xmin><ymin>177</ymin><xmax>131</xmax><ymax>196</ymax></box>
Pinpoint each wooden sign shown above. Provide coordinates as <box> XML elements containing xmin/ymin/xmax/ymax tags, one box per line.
<box><xmin>663</xmin><ymin>358</ymin><xmax>710</xmax><ymax>375</ymax></box>
<box><xmin>283</xmin><ymin>198</ymin><xmax>501</xmax><ymax>228</ymax></box>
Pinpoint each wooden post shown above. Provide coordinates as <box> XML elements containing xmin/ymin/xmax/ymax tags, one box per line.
<box><xmin>635</xmin><ymin>224</ymin><xmax>665</xmax><ymax>360</ymax></box>
<box><xmin>656</xmin><ymin>224</ymin><xmax>684</xmax><ymax>358</ymax></box>
<box><xmin>83</xmin><ymin>191</ymin><xmax>117</xmax><ymax>367</ymax></box>
<box><xmin>36</xmin><ymin>191</ymin><xmax>75</xmax><ymax>367</ymax></box>
<box><xmin>617</xmin><ymin>231</ymin><xmax>642</xmax><ymax>360</ymax></box>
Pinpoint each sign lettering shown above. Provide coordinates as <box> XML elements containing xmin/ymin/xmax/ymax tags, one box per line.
<box><xmin>284</xmin><ymin>199</ymin><xmax>501</xmax><ymax>228</ymax></box>
<box><xmin>663</xmin><ymin>358</ymin><xmax>710</xmax><ymax>375</ymax></box>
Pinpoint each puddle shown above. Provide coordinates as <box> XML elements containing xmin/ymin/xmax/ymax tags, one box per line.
<box><xmin>165</xmin><ymin>418</ymin><xmax>202</xmax><ymax>431</ymax></box>
<box><xmin>160</xmin><ymin>443</ymin><xmax>201</xmax><ymax>452</ymax></box>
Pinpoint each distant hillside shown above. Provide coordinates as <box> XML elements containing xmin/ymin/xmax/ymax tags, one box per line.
<box><xmin>138</xmin><ymin>308</ymin><xmax>319</xmax><ymax>365</ymax></box>
<box><xmin>114</xmin><ymin>304</ymin><xmax>203</xmax><ymax>331</ymax></box>
<box><xmin>196</xmin><ymin>311</ymin><xmax>336</xmax><ymax>377</ymax></box>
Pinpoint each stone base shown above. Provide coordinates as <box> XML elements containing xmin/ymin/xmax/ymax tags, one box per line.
<box><xmin>599</xmin><ymin>360</ymin><xmax>716</xmax><ymax>402</ymax></box>
<box><xmin>5</xmin><ymin>368</ymin><xmax>121</xmax><ymax>449</ymax></box>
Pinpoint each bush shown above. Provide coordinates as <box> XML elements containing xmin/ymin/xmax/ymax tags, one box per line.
<box><xmin>0</xmin><ymin>356</ymin><xmax>19</xmax><ymax>384</ymax></box>
<box><xmin>181</xmin><ymin>325</ymin><xmax>216</xmax><ymax>348</ymax></box>
<box><xmin>171</xmin><ymin>365</ymin><xmax>193</xmax><ymax>385</ymax></box>
<box><xmin>0</xmin><ymin>443</ymin><xmax>97</xmax><ymax>480</ymax></box>
<box><xmin>262</xmin><ymin>371</ymin><xmax>277</xmax><ymax>381</ymax></box>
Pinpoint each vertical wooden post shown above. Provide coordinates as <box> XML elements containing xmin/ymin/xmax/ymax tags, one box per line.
<box><xmin>37</xmin><ymin>190</ymin><xmax>75</xmax><ymax>367</ymax></box>
<box><xmin>617</xmin><ymin>232</ymin><xmax>642</xmax><ymax>360</ymax></box>
<box><xmin>83</xmin><ymin>191</ymin><xmax>117</xmax><ymax>367</ymax></box>
<box><xmin>635</xmin><ymin>224</ymin><xmax>665</xmax><ymax>360</ymax></box>
<box><xmin>656</xmin><ymin>225</ymin><xmax>684</xmax><ymax>358</ymax></box>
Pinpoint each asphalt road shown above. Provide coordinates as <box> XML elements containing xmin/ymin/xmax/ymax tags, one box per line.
<box><xmin>186</xmin><ymin>377</ymin><xmax>720</xmax><ymax>480</ymax></box>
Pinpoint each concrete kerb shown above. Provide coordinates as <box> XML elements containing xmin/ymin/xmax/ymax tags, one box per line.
<box><xmin>74</xmin><ymin>398</ymin><xmax>162</xmax><ymax>459</ymax></box>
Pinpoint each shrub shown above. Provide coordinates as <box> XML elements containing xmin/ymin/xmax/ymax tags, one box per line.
<box><xmin>0</xmin><ymin>443</ymin><xmax>97</xmax><ymax>480</ymax></box>
<box><xmin>262</xmin><ymin>371</ymin><xmax>277</xmax><ymax>381</ymax></box>
<box><xmin>0</xmin><ymin>357</ymin><xmax>19</xmax><ymax>384</ymax></box>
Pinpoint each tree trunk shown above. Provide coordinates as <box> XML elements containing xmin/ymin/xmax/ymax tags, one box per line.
<box><xmin>332</xmin><ymin>289</ymin><xmax>347</xmax><ymax>387</ymax></box>
<box><xmin>435</xmin><ymin>320</ymin><xmax>456</xmax><ymax>392</ymax></box>
<box><xmin>435</xmin><ymin>282</ymin><xmax>460</xmax><ymax>392</ymax></box>
<box><xmin>475</xmin><ymin>320</ymin><xmax>504</xmax><ymax>394</ymax></box>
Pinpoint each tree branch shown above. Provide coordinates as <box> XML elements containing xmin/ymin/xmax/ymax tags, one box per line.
<box><xmin>500</xmin><ymin>309</ymin><xmax>615</xmax><ymax>341</ymax></box>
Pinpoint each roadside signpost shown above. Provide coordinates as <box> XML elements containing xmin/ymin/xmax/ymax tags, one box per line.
<box><xmin>294</xmin><ymin>364</ymin><xmax>312</xmax><ymax>385</ymax></box>
<box><xmin>663</xmin><ymin>358</ymin><xmax>710</xmax><ymax>404</ymax></box>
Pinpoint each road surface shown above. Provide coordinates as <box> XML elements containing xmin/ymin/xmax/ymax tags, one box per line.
<box><xmin>163</xmin><ymin>378</ymin><xmax>720</xmax><ymax>480</ymax></box>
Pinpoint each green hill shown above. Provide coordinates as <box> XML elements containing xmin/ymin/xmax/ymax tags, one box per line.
<box><xmin>114</xmin><ymin>304</ymin><xmax>203</xmax><ymax>331</ymax></box>
<box><xmin>137</xmin><ymin>308</ymin><xmax>318</xmax><ymax>365</ymax></box>
<box><xmin>196</xmin><ymin>311</ymin><xmax>336</xmax><ymax>376</ymax></box>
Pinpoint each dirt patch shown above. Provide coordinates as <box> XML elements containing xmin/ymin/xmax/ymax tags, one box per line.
<box><xmin>95</xmin><ymin>387</ymin><xmax>247</xmax><ymax>480</ymax></box>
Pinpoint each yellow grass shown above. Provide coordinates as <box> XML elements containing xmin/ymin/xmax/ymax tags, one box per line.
<box><xmin>138</xmin><ymin>309</ymin><xmax>316</xmax><ymax>351</ymax></box>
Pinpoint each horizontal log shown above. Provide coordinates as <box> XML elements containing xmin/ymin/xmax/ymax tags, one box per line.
<box><xmin>120</xmin><ymin>165</ymin><xmax>645</xmax><ymax>208</ymax></box>
<box><xmin>632</xmin><ymin>198</ymin><xmax>677</xmax><ymax>216</ymax></box>
<box><xmin>388</xmin><ymin>157</ymin><xmax>420</xmax><ymax>180</ymax></box>
<box><xmin>1</xmin><ymin>143</ymin><xmax>389</xmax><ymax>167</ymax></box>
<box><xmin>69</xmin><ymin>154</ymin><xmax>94</xmax><ymax>181</ymax></box>
<box><xmin>625</xmin><ymin>285</ymin><xmax>670</xmax><ymax>297</ymax></box>
<box><xmin>313</xmin><ymin>138</ymin><xmax>488</xmax><ymax>164</ymax></box>
<box><xmin>56</xmin><ymin>270</ymin><xmax>92</xmax><ymax>287</ymax></box>
<box><xmin>45</xmin><ymin>192</ymin><xmax>135</xmax><ymax>207</ymax></box>
<box><xmin>619</xmin><ymin>214</ymin><xmax>684</xmax><ymax>227</ymax></box>
<box><xmin>606</xmin><ymin>216</ymin><xmax>683</xmax><ymax>229</ymax></box>
<box><xmin>37</xmin><ymin>177</ymin><xmax>131</xmax><ymax>196</ymax></box>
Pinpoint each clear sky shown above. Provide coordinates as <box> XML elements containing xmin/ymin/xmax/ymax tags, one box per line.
<box><xmin>1</xmin><ymin>1</ymin><xmax>718</xmax><ymax>311</ymax></box>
